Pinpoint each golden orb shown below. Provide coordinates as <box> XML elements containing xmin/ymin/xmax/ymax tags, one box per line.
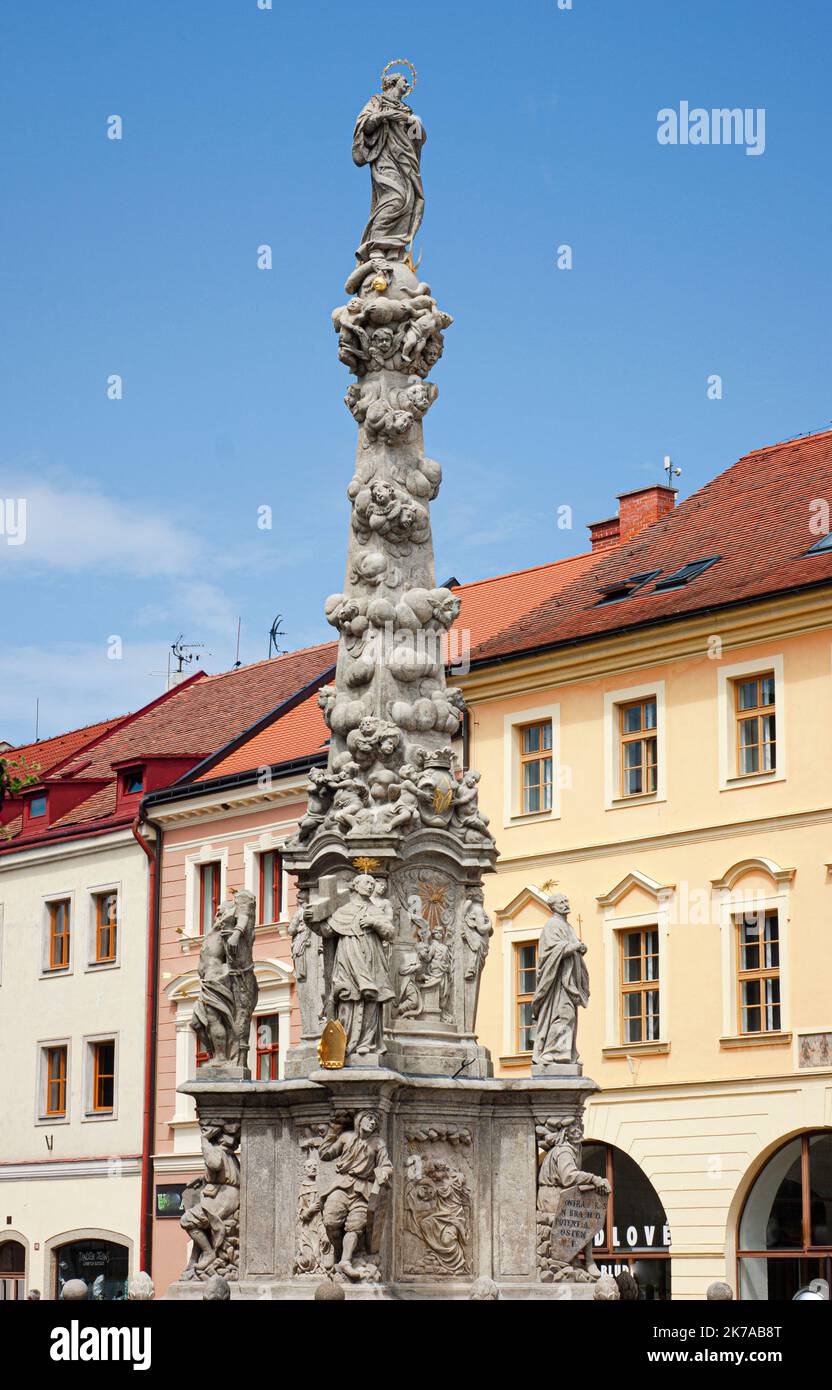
<box><xmin>372</xmin><ymin>276</ymin><xmax>387</xmax><ymax>292</ymax></box>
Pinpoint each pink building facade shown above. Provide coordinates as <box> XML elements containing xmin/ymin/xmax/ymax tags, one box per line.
<box><xmin>146</xmin><ymin>778</ymin><xmax>311</xmax><ymax>1293</ymax></box>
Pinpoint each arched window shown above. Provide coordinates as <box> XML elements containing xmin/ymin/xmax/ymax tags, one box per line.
<box><xmin>0</xmin><ymin>1240</ymin><xmax>26</xmax><ymax>1300</ymax></box>
<box><xmin>737</xmin><ymin>1130</ymin><xmax>832</xmax><ymax>1300</ymax></box>
<box><xmin>583</xmin><ymin>1142</ymin><xmax>671</xmax><ymax>1300</ymax></box>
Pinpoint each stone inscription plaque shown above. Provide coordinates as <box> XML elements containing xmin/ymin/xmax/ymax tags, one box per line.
<box><xmin>542</xmin><ymin>1186</ymin><xmax>607</xmax><ymax>1263</ymax></box>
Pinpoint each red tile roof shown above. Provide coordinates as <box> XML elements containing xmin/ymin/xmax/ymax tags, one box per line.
<box><xmin>1</xmin><ymin>643</ymin><xmax>337</xmax><ymax>846</ymax></box>
<box><xmin>0</xmin><ymin>715</ymin><xmax>126</xmax><ymax>777</ymax></box>
<box><xmin>471</xmin><ymin>429</ymin><xmax>832</xmax><ymax>663</ymax></box>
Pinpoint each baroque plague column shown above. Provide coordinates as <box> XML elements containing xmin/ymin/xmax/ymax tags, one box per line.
<box><xmin>173</xmin><ymin>63</ymin><xmax>603</xmax><ymax>1300</ymax></box>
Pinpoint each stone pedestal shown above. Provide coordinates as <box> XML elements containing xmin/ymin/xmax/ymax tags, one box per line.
<box><xmin>167</xmin><ymin>1070</ymin><xmax>597</xmax><ymax>1301</ymax></box>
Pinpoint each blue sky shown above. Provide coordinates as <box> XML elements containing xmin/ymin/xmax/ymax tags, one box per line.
<box><xmin>1</xmin><ymin>0</ymin><xmax>830</xmax><ymax>744</ymax></box>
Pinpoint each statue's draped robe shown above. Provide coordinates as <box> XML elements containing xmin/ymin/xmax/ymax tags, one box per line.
<box><xmin>328</xmin><ymin>900</ymin><xmax>394</xmax><ymax>1052</ymax></box>
<box><xmin>531</xmin><ymin>915</ymin><xmax>589</xmax><ymax>1065</ymax></box>
<box><xmin>352</xmin><ymin>95</ymin><xmax>426</xmax><ymax>261</ymax></box>
<box><xmin>192</xmin><ymin>930</ymin><xmax>235</xmax><ymax>1058</ymax></box>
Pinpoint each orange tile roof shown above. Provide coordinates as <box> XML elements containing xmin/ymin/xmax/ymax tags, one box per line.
<box><xmin>199</xmin><ymin>551</ymin><xmax>600</xmax><ymax>782</ymax></box>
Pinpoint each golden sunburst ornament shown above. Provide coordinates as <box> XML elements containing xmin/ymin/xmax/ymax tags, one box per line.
<box><xmin>353</xmin><ymin>856</ymin><xmax>381</xmax><ymax>874</ymax></box>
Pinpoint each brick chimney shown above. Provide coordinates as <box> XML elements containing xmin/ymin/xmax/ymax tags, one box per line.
<box><xmin>589</xmin><ymin>485</ymin><xmax>676</xmax><ymax>551</ymax></box>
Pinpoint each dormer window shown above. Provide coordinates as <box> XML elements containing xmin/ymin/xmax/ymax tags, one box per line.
<box><xmin>653</xmin><ymin>556</ymin><xmax>720</xmax><ymax>591</ymax></box>
<box><xmin>122</xmin><ymin>769</ymin><xmax>144</xmax><ymax>796</ymax></box>
<box><xmin>28</xmin><ymin>794</ymin><xmax>47</xmax><ymax>818</ymax></box>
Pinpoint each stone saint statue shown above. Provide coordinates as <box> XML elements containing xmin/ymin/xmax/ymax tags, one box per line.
<box><xmin>531</xmin><ymin>892</ymin><xmax>589</xmax><ymax>1071</ymax></box>
<box><xmin>181</xmin><ymin>1118</ymin><xmax>241</xmax><ymax>1281</ymax></box>
<box><xmin>538</xmin><ymin>1117</ymin><xmax>610</xmax><ymax>1283</ymax></box>
<box><xmin>191</xmin><ymin>889</ymin><xmax>258</xmax><ymax>1071</ymax></box>
<box><xmin>352</xmin><ymin>66</ymin><xmax>425</xmax><ymax>263</ymax></box>
<box><xmin>306</xmin><ymin>874</ymin><xmax>395</xmax><ymax>1057</ymax></box>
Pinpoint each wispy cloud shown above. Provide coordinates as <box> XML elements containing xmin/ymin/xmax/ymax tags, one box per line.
<box><xmin>0</xmin><ymin>480</ymin><xmax>201</xmax><ymax>577</ymax></box>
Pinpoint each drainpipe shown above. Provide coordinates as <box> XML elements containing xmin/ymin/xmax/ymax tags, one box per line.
<box><xmin>133</xmin><ymin>812</ymin><xmax>162</xmax><ymax>1277</ymax></box>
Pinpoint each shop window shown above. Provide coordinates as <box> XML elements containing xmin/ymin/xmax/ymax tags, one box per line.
<box><xmin>55</xmin><ymin>1239</ymin><xmax>128</xmax><ymax>1301</ymax></box>
<box><xmin>737</xmin><ymin>1130</ymin><xmax>832</xmax><ymax>1300</ymax></box>
<box><xmin>582</xmin><ymin>1142</ymin><xmax>671</xmax><ymax>1300</ymax></box>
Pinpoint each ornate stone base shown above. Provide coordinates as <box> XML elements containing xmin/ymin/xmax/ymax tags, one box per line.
<box><xmin>173</xmin><ymin>1068</ymin><xmax>598</xmax><ymax>1300</ymax></box>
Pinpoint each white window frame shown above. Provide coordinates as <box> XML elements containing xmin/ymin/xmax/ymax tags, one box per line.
<box><xmin>503</xmin><ymin>702</ymin><xmax>560</xmax><ymax>827</ymax></box>
<box><xmin>715</xmin><ymin>873</ymin><xmax>791</xmax><ymax>1041</ymax></box>
<box><xmin>243</xmin><ymin>832</ymin><xmax>291</xmax><ymax>927</ymax></box>
<box><xmin>717</xmin><ymin>654</ymin><xmax>785</xmax><ymax>791</ymax></box>
<box><xmin>603</xmin><ymin>681</ymin><xmax>666</xmax><ymax>809</ymax></box>
<box><xmin>81</xmin><ymin>1032</ymin><xmax>119</xmax><ymax>1122</ymax></box>
<box><xmin>598</xmin><ymin>883</ymin><xmax>672</xmax><ymax>1053</ymax></box>
<box><xmin>36</xmin><ymin>1037</ymin><xmax>71</xmax><ymax>1126</ymax></box>
<box><xmin>85</xmin><ymin>882</ymin><xmax>122</xmax><ymax>972</ymax></box>
<box><xmin>40</xmin><ymin>891</ymin><xmax>75</xmax><ymax>978</ymax></box>
<box><xmin>183</xmin><ymin>845</ymin><xmax>229</xmax><ymax>941</ymax></box>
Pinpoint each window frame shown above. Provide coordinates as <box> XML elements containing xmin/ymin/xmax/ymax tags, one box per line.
<box><xmin>36</xmin><ymin>1038</ymin><xmax>71</xmax><ymax>1125</ymax></box>
<box><xmin>619</xmin><ymin>927</ymin><xmax>661</xmax><ymax>1045</ymax></box>
<box><xmin>734</xmin><ymin>671</ymin><xmax>776</xmax><ymax>778</ymax></box>
<box><xmin>604</xmin><ymin>681</ymin><xmax>666</xmax><ymax>809</ymax></box>
<box><xmin>198</xmin><ymin>861</ymin><xmax>221</xmax><ymax>936</ymax></box>
<box><xmin>258</xmin><ymin>850</ymin><xmax>283</xmax><ymax>926</ymax></box>
<box><xmin>513</xmin><ymin>940</ymin><xmax>538</xmax><ymax>1054</ymax></box>
<box><xmin>43</xmin><ymin>896</ymin><xmax>72</xmax><ymax>975</ymax></box>
<box><xmin>717</xmin><ymin>655</ymin><xmax>785</xmax><ymax>792</ymax></box>
<box><xmin>254</xmin><ymin>1012</ymin><xmax>281</xmax><ymax>1080</ymax></box>
<box><xmin>734</xmin><ymin>908</ymin><xmax>781</xmax><ymax>1036</ymax></box>
<box><xmin>618</xmin><ymin>697</ymin><xmax>658</xmax><ymax>799</ymax></box>
<box><xmin>82</xmin><ymin>1034</ymin><xmax>118</xmax><ymax>1121</ymax></box>
<box><xmin>92</xmin><ymin>890</ymin><xmax>119</xmax><ymax>967</ymax></box>
<box><xmin>518</xmin><ymin>720</ymin><xmax>553</xmax><ymax>816</ymax></box>
<box><xmin>502</xmin><ymin>703</ymin><xmax>561</xmax><ymax>826</ymax></box>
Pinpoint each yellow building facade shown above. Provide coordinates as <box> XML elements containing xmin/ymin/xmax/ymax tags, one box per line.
<box><xmin>461</xmin><ymin>565</ymin><xmax>832</xmax><ymax>1299</ymax></box>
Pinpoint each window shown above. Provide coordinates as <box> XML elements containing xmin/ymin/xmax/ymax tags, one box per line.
<box><xmin>45</xmin><ymin>1045</ymin><xmax>67</xmax><ymax>1117</ymax></box>
<box><xmin>514</xmin><ymin>942</ymin><xmax>538</xmax><ymax>1052</ymax></box>
<box><xmin>583</xmin><ymin>1142</ymin><xmax>671</xmax><ymax>1300</ymax></box>
<box><xmin>29</xmin><ymin>795</ymin><xmax>46</xmax><ymax>818</ymax></box>
<box><xmin>519</xmin><ymin>721</ymin><xmax>552</xmax><ymax>814</ymax></box>
<box><xmin>122</xmin><ymin>769</ymin><xmax>144</xmax><ymax>796</ymax></box>
<box><xmin>735</xmin><ymin>909</ymin><xmax>781</xmax><ymax>1034</ymax></box>
<box><xmin>653</xmin><ymin>556</ymin><xmax>720</xmax><ymax>591</ymax></box>
<box><xmin>255</xmin><ymin>1014</ymin><xmax>280</xmax><ymax>1079</ymax></box>
<box><xmin>620</xmin><ymin>928</ymin><xmax>660</xmax><ymax>1043</ymax></box>
<box><xmin>619</xmin><ymin>698</ymin><xmax>657</xmax><ymax>798</ymax></box>
<box><xmin>198</xmin><ymin>862</ymin><xmax>221</xmax><ymax>934</ymax></box>
<box><xmin>258</xmin><ymin>851</ymin><xmax>282</xmax><ymax>925</ymax></box>
<box><xmin>734</xmin><ymin>672</ymin><xmax>776</xmax><ymax>776</ymax></box>
<box><xmin>738</xmin><ymin>1131</ymin><xmax>832</xmax><ymax>1300</ymax></box>
<box><xmin>90</xmin><ymin>1040</ymin><xmax>115</xmax><ymax>1113</ymax></box>
<box><xmin>48</xmin><ymin>900</ymin><xmax>71</xmax><ymax>971</ymax></box>
<box><xmin>93</xmin><ymin>892</ymin><xmax>118</xmax><ymax>964</ymax></box>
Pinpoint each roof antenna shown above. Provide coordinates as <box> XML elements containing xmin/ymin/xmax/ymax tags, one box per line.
<box><xmin>169</xmin><ymin>634</ymin><xmax>209</xmax><ymax>688</ymax></box>
<box><xmin>664</xmin><ymin>454</ymin><xmax>682</xmax><ymax>487</ymax></box>
<box><xmin>268</xmin><ymin>615</ymin><xmax>286</xmax><ymax>659</ymax></box>
<box><xmin>233</xmin><ymin>617</ymin><xmax>242</xmax><ymax>669</ymax></box>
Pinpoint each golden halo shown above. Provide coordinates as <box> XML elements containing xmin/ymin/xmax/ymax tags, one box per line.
<box><xmin>381</xmin><ymin>57</ymin><xmax>417</xmax><ymax>97</ymax></box>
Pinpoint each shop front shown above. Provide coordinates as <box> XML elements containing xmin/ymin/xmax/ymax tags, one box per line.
<box><xmin>53</xmin><ymin>1237</ymin><xmax>130</xmax><ymax>1301</ymax></box>
<box><xmin>583</xmin><ymin>1142</ymin><xmax>672</xmax><ymax>1299</ymax></box>
<box><xmin>737</xmin><ymin>1129</ymin><xmax>832</xmax><ymax>1300</ymax></box>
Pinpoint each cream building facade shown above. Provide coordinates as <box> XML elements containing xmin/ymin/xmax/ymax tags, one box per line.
<box><xmin>463</xmin><ymin>511</ymin><xmax>832</xmax><ymax>1298</ymax></box>
<box><xmin>0</xmin><ymin>826</ymin><xmax>148</xmax><ymax>1299</ymax></box>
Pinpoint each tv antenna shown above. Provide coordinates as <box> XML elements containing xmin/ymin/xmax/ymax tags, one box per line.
<box><xmin>663</xmin><ymin>454</ymin><xmax>682</xmax><ymax>486</ymax></box>
<box><xmin>267</xmin><ymin>615</ymin><xmax>286</xmax><ymax>659</ymax></box>
<box><xmin>171</xmin><ymin>634</ymin><xmax>208</xmax><ymax>674</ymax></box>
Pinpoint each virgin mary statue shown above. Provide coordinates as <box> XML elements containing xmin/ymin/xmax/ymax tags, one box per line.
<box><xmin>352</xmin><ymin>69</ymin><xmax>426</xmax><ymax>263</ymax></box>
